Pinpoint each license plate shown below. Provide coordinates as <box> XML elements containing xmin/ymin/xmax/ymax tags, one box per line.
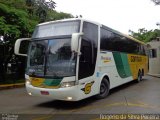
<box><xmin>40</xmin><ymin>91</ymin><xmax>49</xmax><ymax>95</ymax></box>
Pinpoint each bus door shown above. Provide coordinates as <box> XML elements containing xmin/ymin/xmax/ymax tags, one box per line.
<box><xmin>78</xmin><ymin>22</ymin><xmax>98</xmax><ymax>96</ymax></box>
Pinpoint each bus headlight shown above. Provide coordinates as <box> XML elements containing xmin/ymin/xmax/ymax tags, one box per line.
<box><xmin>60</xmin><ymin>81</ymin><xmax>76</xmax><ymax>88</ymax></box>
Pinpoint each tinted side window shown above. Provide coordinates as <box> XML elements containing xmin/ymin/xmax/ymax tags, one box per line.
<box><xmin>100</xmin><ymin>28</ymin><xmax>113</xmax><ymax>51</ymax></box>
<box><xmin>111</xmin><ymin>34</ymin><xmax>129</xmax><ymax>52</ymax></box>
<box><xmin>100</xmin><ymin>28</ymin><xmax>129</xmax><ymax>52</ymax></box>
<box><xmin>100</xmin><ymin>27</ymin><xmax>144</xmax><ymax>55</ymax></box>
<box><xmin>83</xmin><ymin>22</ymin><xmax>98</xmax><ymax>48</ymax></box>
<box><xmin>127</xmin><ymin>40</ymin><xmax>139</xmax><ymax>54</ymax></box>
<box><xmin>78</xmin><ymin>22</ymin><xmax>98</xmax><ymax>79</ymax></box>
<box><xmin>139</xmin><ymin>45</ymin><xmax>146</xmax><ymax>55</ymax></box>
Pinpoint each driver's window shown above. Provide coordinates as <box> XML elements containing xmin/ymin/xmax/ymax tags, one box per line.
<box><xmin>78</xmin><ymin>22</ymin><xmax>98</xmax><ymax>80</ymax></box>
<box><xmin>80</xmin><ymin>39</ymin><xmax>92</xmax><ymax>63</ymax></box>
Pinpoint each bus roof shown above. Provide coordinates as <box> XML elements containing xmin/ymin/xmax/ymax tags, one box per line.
<box><xmin>37</xmin><ymin>18</ymin><xmax>101</xmax><ymax>26</ymax></box>
<box><xmin>37</xmin><ymin>18</ymin><xmax>146</xmax><ymax>45</ymax></box>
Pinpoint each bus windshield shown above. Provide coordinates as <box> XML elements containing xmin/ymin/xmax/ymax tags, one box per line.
<box><xmin>26</xmin><ymin>38</ymin><xmax>76</xmax><ymax>78</ymax></box>
<box><xmin>26</xmin><ymin>20</ymin><xmax>80</xmax><ymax>78</ymax></box>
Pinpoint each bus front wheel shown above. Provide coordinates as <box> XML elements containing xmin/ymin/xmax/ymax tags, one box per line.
<box><xmin>96</xmin><ymin>78</ymin><xmax>110</xmax><ymax>99</ymax></box>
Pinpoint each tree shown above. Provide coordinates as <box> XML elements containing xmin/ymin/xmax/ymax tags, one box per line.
<box><xmin>0</xmin><ymin>0</ymin><xmax>73</xmax><ymax>82</ymax></box>
<box><xmin>25</xmin><ymin>0</ymin><xmax>57</xmax><ymax>22</ymax></box>
<box><xmin>151</xmin><ymin>0</ymin><xmax>160</xmax><ymax>5</ymax></box>
<box><xmin>129</xmin><ymin>28</ymin><xmax>160</xmax><ymax>43</ymax></box>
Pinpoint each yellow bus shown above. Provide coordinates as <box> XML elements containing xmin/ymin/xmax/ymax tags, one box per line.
<box><xmin>15</xmin><ymin>18</ymin><xmax>148</xmax><ymax>101</ymax></box>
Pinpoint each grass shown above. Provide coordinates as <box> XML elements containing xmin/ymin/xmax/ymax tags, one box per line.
<box><xmin>0</xmin><ymin>79</ymin><xmax>25</xmax><ymax>85</ymax></box>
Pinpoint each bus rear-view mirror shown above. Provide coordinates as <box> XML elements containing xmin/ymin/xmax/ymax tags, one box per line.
<box><xmin>71</xmin><ymin>33</ymin><xmax>83</xmax><ymax>53</ymax></box>
<box><xmin>14</xmin><ymin>38</ymin><xmax>31</xmax><ymax>56</ymax></box>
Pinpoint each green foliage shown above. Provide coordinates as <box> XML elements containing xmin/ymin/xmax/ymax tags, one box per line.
<box><xmin>129</xmin><ymin>28</ymin><xmax>160</xmax><ymax>43</ymax></box>
<box><xmin>0</xmin><ymin>0</ymin><xmax>73</xmax><ymax>81</ymax></box>
<box><xmin>25</xmin><ymin>0</ymin><xmax>73</xmax><ymax>22</ymax></box>
<box><xmin>0</xmin><ymin>0</ymin><xmax>73</xmax><ymax>43</ymax></box>
<box><xmin>0</xmin><ymin>0</ymin><xmax>26</xmax><ymax>10</ymax></box>
<box><xmin>47</xmin><ymin>10</ymin><xmax>73</xmax><ymax>21</ymax></box>
<box><xmin>0</xmin><ymin>1</ymin><xmax>37</xmax><ymax>43</ymax></box>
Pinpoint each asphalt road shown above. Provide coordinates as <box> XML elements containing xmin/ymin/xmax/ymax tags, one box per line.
<box><xmin>0</xmin><ymin>76</ymin><xmax>160</xmax><ymax>120</ymax></box>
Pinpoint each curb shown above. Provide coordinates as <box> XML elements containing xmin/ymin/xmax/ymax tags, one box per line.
<box><xmin>147</xmin><ymin>73</ymin><xmax>160</xmax><ymax>78</ymax></box>
<box><xmin>0</xmin><ymin>83</ymin><xmax>25</xmax><ymax>90</ymax></box>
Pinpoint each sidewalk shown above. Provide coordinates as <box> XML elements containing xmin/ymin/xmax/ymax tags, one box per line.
<box><xmin>0</xmin><ymin>83</ymin><xmax>25</xmax><ymax>90</ymax></box>
<box><xmin>147</xmin><ymin>73</ymin><xmax>160</xmax><ymax>78</ymax></box>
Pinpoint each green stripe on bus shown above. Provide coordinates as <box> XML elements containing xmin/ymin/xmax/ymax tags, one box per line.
<box><xmin>44</xmin><ymin>79</ymin><xmax>62</xmax><ymax>86</ymax></box>
<box><xmin>113</xmin><ymin>52</ymin><xmax>131</xmax><ymax>78</ymax></box>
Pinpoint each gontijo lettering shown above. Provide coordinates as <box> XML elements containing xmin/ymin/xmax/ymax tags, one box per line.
<box><xmin>130</xmin><ymin>56</ymin><xmax>142</xmax><ymax>62</ymax></box>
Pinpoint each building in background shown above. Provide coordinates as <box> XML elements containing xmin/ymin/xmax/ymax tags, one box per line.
<box><xmin>147</xmin><ymin>38</ymin><xmax>160</xmax><ymax>77</ymax></box>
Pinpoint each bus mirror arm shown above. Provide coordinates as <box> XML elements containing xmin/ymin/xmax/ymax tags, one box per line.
<box><xmin>71</xmin><ymin>33</ymin><xmax>83</xmax><ymax>54</ymax></box>
<box><xmin>77</xmin><ymin>51</ymin><xmax>81</xmax><ymax>56</ymax></box>
<box><xmin>72</xmin><ymin>51</ymin><xmax>81</xmax><ymax>56</ymax></box>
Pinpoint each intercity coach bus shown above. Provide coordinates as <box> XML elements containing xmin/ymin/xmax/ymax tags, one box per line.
<box><xmin>14</xmin><ymin>18</ymin><xmax>148</xmax><ymax>101</ymax></box>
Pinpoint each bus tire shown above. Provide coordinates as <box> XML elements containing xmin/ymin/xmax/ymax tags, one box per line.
<box><xmin>137</xmin><ymin>70</ymin><xmax>142</xmax><ymax>83</ymax></box>
<box><xmin>142</xmin><ymin>69</ymin><xmax>144</xmax><ymax>76</ymax></box>
<box><xmin>96</xmin><ymin>78</ymin><xmax>110</xmax><ymax>99</ymax></box>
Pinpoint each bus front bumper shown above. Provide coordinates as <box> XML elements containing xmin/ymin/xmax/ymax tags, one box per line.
<box><xmin>26</xmin><ymin>83</ymin><xmax>81</xmax><ymax>101</ymax></box>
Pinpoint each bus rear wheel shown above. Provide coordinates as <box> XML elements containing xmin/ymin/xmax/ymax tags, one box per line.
<box><xmin>96</xmin><ymin>78</ymin><xmax>110</xmax><ymax>99</ymax></box>
<box><xmin>137</xmin><ymin>70</ymin><xmax>142</xmax><ymax>82</ymax></box>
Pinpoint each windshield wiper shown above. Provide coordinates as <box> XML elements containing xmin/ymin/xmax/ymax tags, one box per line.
<box><xmin>52</xmin><ymin>72</ymin><xmax>58</xmax><ymax>78</ymax></box>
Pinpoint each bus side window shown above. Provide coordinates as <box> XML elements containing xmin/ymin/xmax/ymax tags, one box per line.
<box><xmin>78</xmin><ymin>22</ymin><xmax>98</xmax><ymax>80</ymax></box>
<box><xmin>78</xmin><ymin>39</ymin><xmax>92</xmax><ymax>79</ymax></box>
<box><xmin>80</xmin><ymin>40</ymin><xmax>92</xmax><ymax>63</ymax></box>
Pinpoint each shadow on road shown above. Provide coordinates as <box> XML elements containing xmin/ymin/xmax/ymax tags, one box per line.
<box><xmin>36</xmin><ymin>96</ymin><xmax>97</xmax><ymax>110</ymax></box>
<box><xmin>110</xmin><ymin>78</ymin><xmax>147</xmax><ymax>94</ymax></box>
